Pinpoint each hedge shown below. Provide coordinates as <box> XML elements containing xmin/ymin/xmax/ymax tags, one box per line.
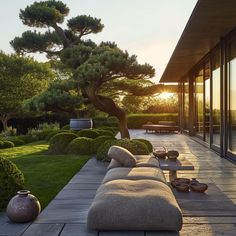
<box><xmin>127</xmin><ymin>113</ymin><xmax>179</xmax><ymax>129</ymax></box>
<box><xmin>0</xmin><ymin>157</ymin><xmax>25</xmax><ymax>210</ymax></box>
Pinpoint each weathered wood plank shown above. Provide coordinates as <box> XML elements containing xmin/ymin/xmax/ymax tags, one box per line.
<box><xmin>183</xmin><ymin>216</ymin><xmax>236</xmax><ymax>224</ymax></box>
<box><xmin>99</xmin><ymin>232</ymin><xmax>144</xmax><ymax>236</ymax></box>
<box><xmin>179</xmin><ymin>223</ymin><xmax>236</xmax><ymax>236</ymax></box>
<box><xmin>0</xmin><ymin>213</ymin><xmax>30</xmax><ymax>236</ymax></box>
<box><xmin>21</xmin><ymin>223</ymin><xmax>63</xmax><ymax>236</ymax></box>
<box><xmin>60</xmin><ymin>223</ymin><xmax>97</xmax><ymax>236</ymax></box>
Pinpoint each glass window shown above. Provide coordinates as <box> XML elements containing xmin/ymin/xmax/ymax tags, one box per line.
<box><xmin>183</xmin><ymin>79</ymin><xmax>189</xmax><ymax>130</ymax></box>
<box><xmin>195</xmin><ymin>69</ymin><xmax>204</xmax><ymax>137</ymax></box>
<box><xmin>212</xmin><ymin>48</ymin><xmax>221</xmax><ymax>147</ymax></box>
<box><xmin>228</xmin><ymin>36</ymin><xmax>236</xmax><ymax>154</ymax></box>
<box><xmin>204</xmin><ymin>61</ymin><xmax>211</xmax><ymax>143</ymax></box>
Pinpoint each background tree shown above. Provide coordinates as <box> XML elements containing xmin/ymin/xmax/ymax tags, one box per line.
<box><xmin>0</xmin><ymin>51</ymin><xmax>55</xmax><ymax>131</ymax></box>
<box><xmin>11</xmin><ymin>0</ymin><xmax>169</xmax><ymax>138</ymax></box>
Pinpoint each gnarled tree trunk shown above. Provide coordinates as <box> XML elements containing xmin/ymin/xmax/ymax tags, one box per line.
<box><xmin>0</xmin><ymin>114</ymin><xmax>10</xmax><ymax>131</ymax></box>
<box><xmin>84</xmin><ymin>86</ymin><xmax>130</xmax><ymax>138</ymax></box>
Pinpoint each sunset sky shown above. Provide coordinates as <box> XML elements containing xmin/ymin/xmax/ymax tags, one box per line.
<box><xmin>0</xmin><ymin>0</ymin><xmax>197</xmax><ymax>82</ymax></box>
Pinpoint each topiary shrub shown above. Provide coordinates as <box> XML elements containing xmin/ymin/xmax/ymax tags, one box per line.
<box><xmin>2</xmin><ymin>141</ymin><xmax>15</xmax><ymax>149</ymax></box>
<box><xmin>96</xmin><ymin>129</ymin><xmax>114</xmax><ymax>137</ymax></box>
<box><xmin>0</xmin><ymin>157</ymin><xmax>25</xmax><ymax>210</ymax></box>
<box><xmin>96</xmin><ymin>139</ymin><xmax>117</xmax><ymax>161</ymax></box>
<box><xmin>96</xmin><ymin>138</ymin><xmax>149</xmax><ymax>162</ymax></box>
<box><xmin>61</xmin><ymin>124</ymin><xmax>70</xmax><ymax>130</ymax></box>
<box><xmin>91</xmin><ymin>136</ymin><xmax>116</xmax><ymax>154</ymax></box>
<box><xmin>77</xmin><ymin>129</ymin><xmax>99</xmax><ymax>139</ymax></box>
<box><xmin>48</xmin><ymin>132</ymin><xmax>78</xmax><ymax>154</ymax></box>
<box><xmin>67</xmin><ymin>137</ymin><xmax>93</xmax><ymax>155</ymax></box>
<box><xmin>6</xmin><ymin>137</ymin><xmax>25</xmax><ymax>147</ymax></box>
<box><xmin>45</xmin><ymin>130</ymin><xmax>61</xmax><ymax>141</ymax></box>
<box><xmin>132</xmin><ymin>138</ymin><xmax>153</xmax><ymax>153</ymax></box>
<box><xmin>115</xmin><ymin>139</ymin><xmax>149</xmax><ymax>155</ymax></box>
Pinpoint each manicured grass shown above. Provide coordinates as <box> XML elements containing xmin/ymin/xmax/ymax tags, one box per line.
<box><xmin>0</xmin><ymin>141</ymin><xmax>90</xmax><ymax>209</ymax></box>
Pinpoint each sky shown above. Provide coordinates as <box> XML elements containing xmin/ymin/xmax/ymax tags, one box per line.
<box><xmin>0</xmin><ymin>0</ymin><xmax>197</xmax><ymax>83</ymax></box>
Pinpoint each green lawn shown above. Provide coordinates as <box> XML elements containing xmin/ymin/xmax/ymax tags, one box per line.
<box><xmin>0</xmin><ymin>141</ymin><xmax>90</xmax><ymax>209</ymax></box>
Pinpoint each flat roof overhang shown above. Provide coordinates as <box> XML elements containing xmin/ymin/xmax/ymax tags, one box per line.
<box><xmin>160</xmin><ymin>0</ymin><xmax>236</xmax><ymax>83</ymax></box>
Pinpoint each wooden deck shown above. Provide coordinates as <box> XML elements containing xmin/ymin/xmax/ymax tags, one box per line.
<box><xmin>1</xmin><ymin>130</ymin><xmax>236</xmax><ymax>235</ymax></box>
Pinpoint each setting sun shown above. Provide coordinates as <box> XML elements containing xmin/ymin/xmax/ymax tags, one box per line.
<box><xmin>158</xmin><ymin>92</ymin><xmax>174</xmax><ymax>100</ymax></box>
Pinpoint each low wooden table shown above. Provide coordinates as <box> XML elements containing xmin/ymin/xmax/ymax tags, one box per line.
<box><xmin>158</xmin><ymin>156</ymin><xmax>194</xmax><ymax>181</ymax></box>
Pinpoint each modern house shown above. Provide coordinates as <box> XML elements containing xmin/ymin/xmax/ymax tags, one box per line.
<box><xmin>160</xmin><ymin>0</ymin><xmax>236</xmax><ymax>162</ymax></box>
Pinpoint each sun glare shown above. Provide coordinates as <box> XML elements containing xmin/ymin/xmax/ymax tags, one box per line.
<box><xmin>158</xmin><ymin>92</ymin><xmax>173</xmax><ymax>100</ymax></box>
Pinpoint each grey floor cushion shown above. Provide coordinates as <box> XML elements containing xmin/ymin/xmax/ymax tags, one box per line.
<box><xmin>102</xmin><ymin>167</ymin><xmax>166</xmax><ymax>184</ymax></box>
<box><xmin>87</xmin><ymin>179</ymin><xmax>183</xmax><ymax>231</ymax></box>
<box><xmin>107</xmin><ymin>155</ymin><xmax>159</xmax><ymax>171</ymax></box>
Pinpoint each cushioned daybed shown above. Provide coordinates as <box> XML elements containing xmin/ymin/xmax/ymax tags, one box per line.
<box><xmin>87</xmin><ymin>146</ymin><xmax>183</xmax><ymax>231</ymax></box>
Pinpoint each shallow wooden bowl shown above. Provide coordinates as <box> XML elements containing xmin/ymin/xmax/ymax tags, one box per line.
<box><xmin>171</xmin><ymin>178</ymin><xmax>190</xmax><ymax>188</ymax></box>
<box><xmin>153</xmin><ymin>151</ymin><xmax>166</xmax><ymax>159</ymax></box>
<box><xmin>190</xmin><ymin>183</ymin><xmax>208</xmax><ymax>193</ymax></box>
<box><xmin>168</xmin><ymin>155</ymin><xmax>178</xmax><ymax>162</ymax></box>
<box><xmin>175</xmin><ymin>183</ymin><xmax>189</xmax><ymax>192</ymax></box>
<box><xmin>167</xmin><ymin>150</ymin><xmax>179</xmax><ymax>158</ymax></box>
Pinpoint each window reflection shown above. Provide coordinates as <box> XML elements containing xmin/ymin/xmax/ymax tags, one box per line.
<box><xmin>205</xmin><ymin>61</ymin><xmax>210</xmax><ymax>143</ymax></box>
<box><xmin>228</xmin><ymin>38</ymin><xmax>236</xmax><ymax>154</ymax></box>
<box><xmin>212</xmin><ymin>49</ymin><xmax>221</xmax><ymax>147</ymax></box>
<box><xmin>183</xmin><ymin>79</ymin><xmax>189</xmax><ymax>130</ymax></box>
<box><xmin>195</xmin><ymin>69</ymin><xmax>204</xmax><ymax>137</ymax></box>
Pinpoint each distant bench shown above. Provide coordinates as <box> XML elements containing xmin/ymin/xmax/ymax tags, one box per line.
<box><xmin>142</xmin><ymin>121</ymin><xmax>179</xmax><ymax>133</ymax></box>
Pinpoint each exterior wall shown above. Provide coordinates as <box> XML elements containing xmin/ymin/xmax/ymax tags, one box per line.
<box><xmin>180</xmin><ymin>28</ymin><xmax>236</xmax><ymax>163</ymax></box>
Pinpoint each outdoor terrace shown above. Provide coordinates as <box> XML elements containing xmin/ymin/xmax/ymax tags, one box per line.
<box><xmin>1</xmin><ymin>130</ymin><xmax>236</xmax><ymax>235</ymax></box>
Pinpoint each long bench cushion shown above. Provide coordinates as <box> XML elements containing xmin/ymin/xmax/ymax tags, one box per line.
<box><xmin>87</xmin><ymin>179</ymin><xmax>183</xmax><ymax>231</ymax></box>
<box><xmin>102</xmin><ymin>167</ymin><xmax>166</xmax><ymax>184</ymax></box>
<box><xmin>107</xmin><ymin>155</ymin><xmax>159</xmax><ymax>171</ymax></box>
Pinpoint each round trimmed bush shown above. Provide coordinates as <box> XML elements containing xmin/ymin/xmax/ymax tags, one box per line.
<box><xmin>96</xmin><ymin>129</ymin><xmax>114</xmax><ymax>137</ymax></box>
<box><xmin>48</xmin><ymin>132</ymin><xmax>78</xmax><ymax>154</ymax></box>
<box><xmin>6</xmin><ymin>137</ymin><xmax>25</xmax><ymax>147</ymax></box>
<box><xmin>77</xmin><ymin>129</ymin><xmax>99</xmax><ymax>139</ymax></box>
<box><xmin>3</xmin><ymin>141</ymin><xmax>14</xmax><ymax>149</ymax></box>
<box><xmin>96</xmin><ymin>138</ymin><xmax>149</xmax><ymax>162</ymax></box>
<box><xmin>116</xmin><ymin>139</ymin><xmax>149</xmax><ymax>155</ymax></box>
<box><xmin>45</xmin><ymin>130</ymin><xmax>61</xmax><ymax>141</ymax></box>
<box><xmin>96</xmin><ymin>139</ymin><xmax>117</xmax><ymax>161</ymax></box>
<box><xmin>0</xmin><ymin>157</ymin><xmax>25</xmax><ymax>210</ymax></box>
<box><xmin>132</xmin><ymin>138</ymin><xmax>153</xmax><ymax>153</ymax></box>
<box><xmin>67</xmin><ymin>137</ymin><xmax>93</xmax><ymax>155</ymax></box>
<box><xmin>61</xmin><ymin>124</ymin><xmax>70</xmax><ymax>130</ymax></box>
<box><xmin>91</xmin><ymin>136</ymin><xmax>116</xmax><ymax>154</ymax></box>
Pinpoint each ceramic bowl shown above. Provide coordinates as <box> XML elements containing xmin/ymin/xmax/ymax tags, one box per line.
<box><xmin>171</xmin><ymin>178</ymin><xmax>190</xmax><ymax>188</ymax></box>
<box><xmin>190</xmin><ymin>183</ymin><xmax>208</xmax><ymax>193</ymax></box>
<box><xmin>175</xmin><ymin>183</ymin><xmax>189</xmax><ymax>192</ymax></box>
<box><xmin>153</xmin><ymin>151</ymin><xmax>166</xmax><ymax>159</ymax></box>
